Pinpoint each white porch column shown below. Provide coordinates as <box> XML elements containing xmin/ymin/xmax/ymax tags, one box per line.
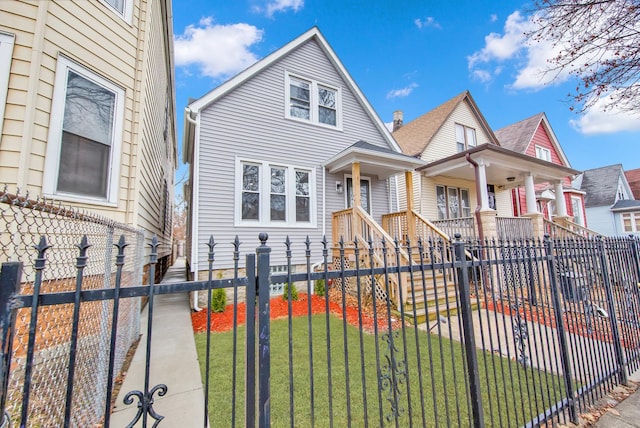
<box><xmin>524</xmin><ymin>173</ymin><xmax>538</xmax><ymax>214</ymax></box>
<box><xmin>477</xmin><ymin>161</ymin><xmax>491</xmax><ymax>211</ymax></box>
<box><xmin>554</xmin><ymin>181</ymin><xmax>568</xmax><ymax>217</ymax></box>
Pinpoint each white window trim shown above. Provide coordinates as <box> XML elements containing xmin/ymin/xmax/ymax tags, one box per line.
<box><xmin>570</xmin><ymin>196</ymin><xmax>584</xmax><ymax>226</ymax></box>
<box><xmin>284</xmin><ymin>71</ymin><xmax>342</xmax><ymax>130</ymax></box>
<box><xmin>621</xmin><ymin>212</ymin><xmax>640</xmax><ymax>233</ymax></box>
<box><xmin>98</xmin><ymin>0</ymin><xmax>134</xmax><ymax>24</ymax></box>
<box><xmin>234</xmin><ymin>157</ymin><xmax>317</xmax><ymax>228</ymax></box>
<box><xmin>43</xmin><ymin>55</ymin><xmax>125</xmax><ymax>206</ymax></box>
<box><xmin>535</xmin><ymin>145</ymin><xmax>551</xmax><ymax>162</ymax></box>
<box><xmin>455</xmin><ymin>123</ymin><xmax>477</xmax><ymax>152</ymax></box>
<box><xmin>344</xmin><ymin>174</ymin><xmax>373</xmax><ymax>213</ymax></box>
<box><xmin>0</xmin><ymin>32</ymin><xmax>15</xmax><ymax>139</ymax></box>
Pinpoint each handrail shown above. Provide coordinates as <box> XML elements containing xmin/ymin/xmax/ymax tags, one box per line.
<box><xmin>544</xmin><ymin>218</ymin><xmax>601</xmax><ymax>239</ymax></box>
<box><xmin>555</xmin><ymin>218</ymin><xmax>601</xmax><ymax>238</ymax></box>
<box><xmin>412</xmin><ymin>210</ymin><xmax>452</xmax><ymax>242</ymax></box>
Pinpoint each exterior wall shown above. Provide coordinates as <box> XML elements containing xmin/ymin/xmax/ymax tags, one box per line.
<box><xmin>419</xmin><ymin>100</ymin><xmax>494</xmax><ymax>164</ymax></box>
<box><xmin>193</xmin><ymin>38</ymin><xmax>396</xmax><ymax>270</ymax></box>
<box><xmin>0</xmin><ymin>0</ymin><xmax>176</xmax><ymax>259</ymax></box>
<box><xmin>585</xmin><ymin>206</ymin><xmax>616</xmax><ymax>236</ymax></box>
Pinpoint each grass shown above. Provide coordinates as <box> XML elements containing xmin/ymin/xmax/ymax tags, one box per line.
<box><xmin>195</xmin><ymin>314</ymin><xmax>566</xmax><ymax>427</ymax></box>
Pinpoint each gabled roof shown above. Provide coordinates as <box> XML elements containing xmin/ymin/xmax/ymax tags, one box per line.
<box><xmin>611</xmin><ymin>199</ymin><xmax>640</xmax><ymax>212</ymax></box>
<box><xmin>495</xmin><ymin>112</ymin><xmax>571</xmax><ymax>167</ymax></box>
<box><xmin>580</xmin><ymin>164</ymin><xmax>625</xmax><ymax>207</ymax></box>
<box><xmin>183</xmin><ymin>27</ymin><xmax>401</xmax><ymax>162</ymax></box>
<box><xmin>392</xmin><ymin>90</ymin><xmax>500</xmax><ymax>157</ymax></box>
<box><xmin>624</xmin><ymin>168</ymin><xmax>640</xmax><ymax>199</ymax></box>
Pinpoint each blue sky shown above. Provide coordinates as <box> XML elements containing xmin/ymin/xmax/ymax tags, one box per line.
<box><xmin>172</xmin><ymin>0</ymin><xmax>640</xmax><ymax>185</ymax></box>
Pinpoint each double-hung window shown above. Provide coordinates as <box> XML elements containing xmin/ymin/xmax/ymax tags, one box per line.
<box><xmin>0</xmin><ymin>32</ymin><xmax>14</xmax><ymax>138</ymax></box>
<box><xmin>535</xmin><ymin>145</ymin><xmax>551</xmax><ymax>162</ymax></box>
<box><xmin>237</xmin><ymin>159</ymin><xmax>315</xmax><ymax>227</ymax></box>
<box><xmin>44</xmin><ymin>56</ymin><xmax>124</xmax><ymax>205</ymax></box>
<box><xmin>100</xmin><ymin>0</ymin><xmax>133</xmax><ymax>22</ymax></box>
<box><xmin>455</xmin><ymin>124</ymin><xmax>477</xmax><ymax>152</ymax></box>
<box><xmin>286</xmin><ymin>73</ymin><xmax>340</xmax><ymax>128</ymax></box>
<box><xmin>436</xmin><ymin>185</ymin><xmax>471</xmax><ymax>220</ymax></box>
<box><xmin>622</xmin><ymin>212</ymin><xmax>640</xmax><ymax>233</ymax></box>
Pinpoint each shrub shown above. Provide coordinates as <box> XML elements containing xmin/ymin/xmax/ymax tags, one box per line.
<box><xmin>282</xmin><ymin>283</ymin><xmax>299</xmax><ymax>301</ymax></box>
<box><xmin>314</xmin><ymin>279</ymin><xmax>325</xmax><ymax>297</ymax></box>
<box><xmin>210</xmin><ymin>288</ymin><xmax>227</xmax><ymax>313</ymax></box>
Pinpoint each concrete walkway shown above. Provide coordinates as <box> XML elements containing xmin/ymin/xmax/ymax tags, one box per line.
<box><xmin>110</xmin><ymin>258</ymin><xmax>206</xmax><ymax>427</ymax></box>
<box><xmin>594</xmin><ymin>371</ymin><xmax>640</xmax><ymax>427</ymax></box>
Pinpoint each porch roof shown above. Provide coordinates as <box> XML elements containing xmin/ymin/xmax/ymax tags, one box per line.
<box><xmin>324</xmin><ymin>140</ymin><xmax>426</xmax><ymax>179</ymax></box>
<box><xmin>417</xmin><ymin>143</ymin><xmax>580</xmax><ymax>187</ymax></box>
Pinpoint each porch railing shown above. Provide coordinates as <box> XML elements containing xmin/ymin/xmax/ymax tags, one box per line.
<box><xmin>332</xmin><ymin>207</ymin><xmax>410</xmax><ymax>307</ymax></box>
<box><xmin>544</xmin><ymin>218</ymin><xmax>602</xmax><ymax>239</ymax></box>
<box><xmin>432</xmin><ymin>216</ymin><xmax>476</xmax><ymax>240</ymax></box>
<box><xmin>496</xmin><ymin>216</ymin><xmax>534</xmax><ymax>240</ymax></box>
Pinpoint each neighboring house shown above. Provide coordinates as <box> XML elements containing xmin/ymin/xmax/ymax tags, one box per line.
<box><xmin>183</xmin><ymin>27</ymin><xmax>424</xmax><ymax>284</ymax></box>
<box><xmin>624</xmin><ymin>168</ymin><xmax>640</xmax><ymax>199</ymax></box>
<box><xmin>495</xmin><ymin>113</ymin><xmax>587</xmax><ymax>227</ymax></box>
<box><xmin>0</xmin><ymin>0</ymin><xmax>177</xmax><ymax>278</ymax></box>
<box><xmin>392</xmin><ymin>91</ymin><xmax>581</xmax><ymax>241</ymax></box>
<box><xmin>575</xmin><ymin>164</ymin><xmax>640</xmax><ymax>236</ymax></box>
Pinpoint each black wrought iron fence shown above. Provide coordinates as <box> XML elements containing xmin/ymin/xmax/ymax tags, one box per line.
<box><xmin>0</xmin><ymin>229</ymin><xmax>639</xmax><ymax>427</ymax></box>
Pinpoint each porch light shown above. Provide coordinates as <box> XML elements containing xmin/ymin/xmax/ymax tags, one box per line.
<box><xmin>506</xmin><ymin>176</ymin><xmax>516</xmax><ymax>182</ymax></box>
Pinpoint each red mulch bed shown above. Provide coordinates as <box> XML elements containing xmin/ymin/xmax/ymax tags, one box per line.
<box><xmin>483</xmin><ymin>298</ymin><xmax>640</xmax><ymax>348</ymax></box>
<box><xmin>191</xmin><ymin>290</ymin><xmax>402</xmax><ymax>334</ymax></box>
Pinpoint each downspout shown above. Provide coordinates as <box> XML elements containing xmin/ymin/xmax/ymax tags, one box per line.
<box><xmin>465</xmin><ymin>153</ymin><xmax>484</xmax><ymax>243</ymax></box>
<box><xmin>185</xmin><ymin>108</ymin><xmax>202</xmax><ymax>312</ymax></box>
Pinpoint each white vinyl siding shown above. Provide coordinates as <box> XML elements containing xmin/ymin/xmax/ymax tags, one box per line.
<box><xmin>285</xmin><ymin>71</ymin><xmax>341</xmax><ymax>129</ymax></box>
<box><xmin>235</xmin><ymin>158</ymin><xmax>316</xmax><ymax>228</ymax></box>
<box><xmin>194</xmin><ymin>38</ymin><xmax>394</xmax><ymax>270</ymax></box>
<box><xmin>43</xmin><ymin>55</ymin><xmax>124</xmax><ymax>205</ymax></box>
<box><xmin>0</xmin><ymin>32</ymin><xmax>14</xmax><ymax>138</ymax></box>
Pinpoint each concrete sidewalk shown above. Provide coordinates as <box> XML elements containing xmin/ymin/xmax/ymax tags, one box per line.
<box><xmin>594</xmin><ymin>370</ymin><xmax>640</xmax><ymax>427</ymax></box>
<box><xmin>110</xmin><ymin>258</ymin><xmax>206</xmax><ymax>427</ymax></box>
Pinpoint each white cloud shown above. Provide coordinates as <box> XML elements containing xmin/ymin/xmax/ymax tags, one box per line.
<box><xmin>414</xmin><ymin>17</ymin><xmax>441</xmax><ymax>29</ymax></box>
<box><xmin>174</xmin><ymin>18</ymin><xmax>263</xmax><ymax>80</ymax></box>
<box><xmin>490</xmin><ymin>14</ymin><xmax>498</xmax><ymax>23</ymax></box>
<box><xmin>386</xmin><ymin>83</ymin><xmax>418</xmax><ymax>99</ymax></box>
<box><xmin>264</xmin><ymin>0</ymin><xmax>304</xmax><ymax>17</ymax></box>
<box><xmin>384</xmin><ymin>121</ymin><xmax>394</xmax><ymax>132</ymax></box>
<box><xmin>570</xmin><ymin>93</ymin><xmax>640</xmax><ymax>134</ymax></box>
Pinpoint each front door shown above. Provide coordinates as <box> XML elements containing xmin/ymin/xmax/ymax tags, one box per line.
<box><xmin>346</xmin><ymin>177</ymin><xmax>371</xmax><ymax>214</ymax></box>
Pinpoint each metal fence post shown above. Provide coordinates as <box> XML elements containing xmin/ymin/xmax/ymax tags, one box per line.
<box><xmin>543</xmin><ymin>236</ymin><xmax>578</xmax><ymax>424</ymax></box>
<box><xmin>597</xmin><ymin>237</ymin><xmax>628</xmax><ymax>385</ymax></box>
<box><xmin>629</xmin><ymin>235</ymin><xmax>640</xmax><ymax>284</ymax></box>
<box><xmin>0</xmin><ymin>262</ymin><xmax>22</xmax><ymax>426</ymax></box>
<box><xmin>453</xmin><ymin>234</ymin><xmax>484</xmax><ymax>428</ymax></box>
<box><xmin>245</xmin><ymin>253</ymin><xmax>256</xmax><ymax>427</ymax></box>
<box><xmin>256</xmin><ymin>233</ymin><xmax>271</xmax><ymax>427</ymax></box>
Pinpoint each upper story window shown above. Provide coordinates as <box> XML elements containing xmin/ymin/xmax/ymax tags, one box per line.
<box><xmin>236</xmin><ymin>158</ymin><xmax>316</xmax><ymax>227</ymax></box>
<box><xmin>100</xmin><ymin>0</ymin><xmax>133</xmax><ymax>22</ymax></box>
<box><xmin>535</xmin><ymin>145</ymin><xmax>551</xmax><ymax>162</ymax></box>
<box><xmin>43</xmin><ymin>56</ymin><xmax>124</xmax><ymax>205</ymax></box>
<box><xmin>455</xmin><ymin>124</ymin><xmax>476</xmax><ymax>152</ymax></box>
<box><xmin>286</xmin><ymin>73</ymin><xmax>341</xmax><ymax>129</ymax></box>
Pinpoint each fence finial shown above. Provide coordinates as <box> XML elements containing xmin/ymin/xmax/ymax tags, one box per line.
<box><xmin>258</xmin><ymin>232</ymin><xmax>268</xmax><ymax>246</ymax></box>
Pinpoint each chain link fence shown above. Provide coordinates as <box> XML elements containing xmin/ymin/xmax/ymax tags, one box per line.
<box><xmin>0</xmin><ymin>188</ymin><xmax>144</xmax><ymax>426</ymax></box>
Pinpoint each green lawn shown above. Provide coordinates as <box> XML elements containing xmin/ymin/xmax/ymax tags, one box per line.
<box><xmin>195</xmin><ymin>314</ymin><xmax>566</xmax><ymax>427</ymax></box>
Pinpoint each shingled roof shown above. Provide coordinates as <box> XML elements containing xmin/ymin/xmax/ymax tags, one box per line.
<box><xmin>392</xmin><ymin>90</ymin><xmax>498</xmax><ymax>157</ymax></box>
<box><xmin>625</xmin><ymin>168</ymin><xmax>640</xmax><ymax>199</ymax></box>
<box><xmin>580</xmin><ymin>164</ymin><xmax>625</xmax><ymax>207</ymax></box>
<box><xmin>494</xmin><ymin>113</ymin><xmax>544</xmax><ymax>153</ymax></box>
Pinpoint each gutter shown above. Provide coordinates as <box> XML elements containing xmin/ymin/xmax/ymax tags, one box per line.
<box><xmin>465</xmin><ymin>153</ymin><xmax>485</xmax><ymax>242</ymax></box>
